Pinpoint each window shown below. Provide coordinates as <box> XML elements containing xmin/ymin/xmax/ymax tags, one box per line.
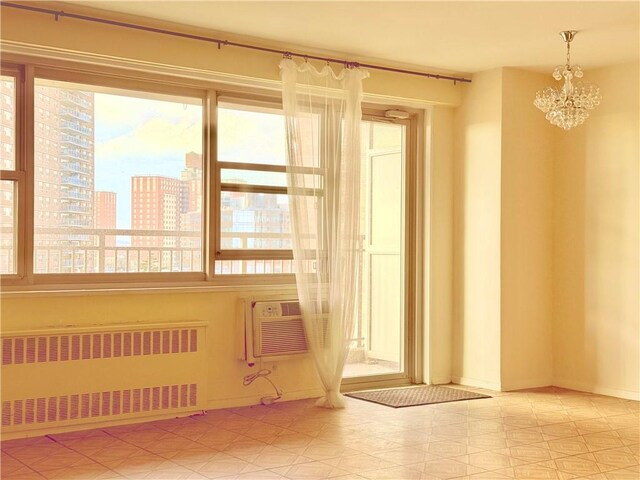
<box><xmin>215</xmin><ymin>99</ymin><xmax>294</xmax><ymax>275</ymax></box>
<box><xmin>32</xmin><ymin>78</ymin><xmax>204</xmax><ymax>274</ymax></box>
<box><xmin>1</xmin><ymin>60</ymin><xmax>416</xmax><ymax>289</ymax></box>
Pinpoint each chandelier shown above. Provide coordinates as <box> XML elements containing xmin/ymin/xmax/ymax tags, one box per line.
<box><xmin>534</xmin><ymin>31</ymin><xmax>601</xmax><ymax>130</ymax></box>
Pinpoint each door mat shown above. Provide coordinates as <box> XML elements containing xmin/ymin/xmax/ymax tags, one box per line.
<box><xmin>345</xmin><ymin>385</ymin><xmax>491</xmax><ymax>408</ymax></box>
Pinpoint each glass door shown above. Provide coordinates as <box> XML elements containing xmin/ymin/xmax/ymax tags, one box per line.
<box><xmin>343</xmin><ymin>116</ymin><xmax>411</xmax><ymax>383</ymax></box>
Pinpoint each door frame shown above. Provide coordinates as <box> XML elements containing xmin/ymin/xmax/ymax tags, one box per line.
<box><xmin>341</xmin><ymin>105</ymin><xmax>425</xmax><ymax>391</ymax></box>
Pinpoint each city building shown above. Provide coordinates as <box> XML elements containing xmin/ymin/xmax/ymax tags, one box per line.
<box><xmin>131</xmin><ymin>175</ymin><xmax>183</xmax><ymax>248</ymax></box>
<box><xmin>33</xmin><ymin>83</ymin><xmax>95</xmax><ymax>273</ymax></box>
<box><xmin>94</xmin><ymin>191</ymin><xmax>117</xmax><ymax>247</ymax></box>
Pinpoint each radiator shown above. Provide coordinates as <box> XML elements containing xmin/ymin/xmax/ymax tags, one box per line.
<box><xmin>1</xmin><ymin>321</ymin><xmax>207</xmax><ymax>439</ymax></box>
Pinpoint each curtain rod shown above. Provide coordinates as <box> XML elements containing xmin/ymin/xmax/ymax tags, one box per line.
<box><xmin>2</xmin><ymin>1</ymin><xmax>471</xmax><ymax>84</ymax></box>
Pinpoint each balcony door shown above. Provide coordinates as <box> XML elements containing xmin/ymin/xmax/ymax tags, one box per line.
<box><xmin>343</xmin><ymin>115</ymin><xmax>413</xmax><ymax>385</ymax></box>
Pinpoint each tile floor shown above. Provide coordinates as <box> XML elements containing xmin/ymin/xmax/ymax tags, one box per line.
<box><xmin>1</xmin><ymin>386</ymin><xmax>638</xmax><ymax>480</ymax></box>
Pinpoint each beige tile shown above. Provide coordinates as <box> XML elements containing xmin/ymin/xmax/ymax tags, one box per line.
<box><xmin>189</xmin><ymin>453</ymin><xmax>264</xmax><ymax>479</ymax></box>
<box><xmin>540</xmin><ymin>423</ymin><xmax>581</xmax><ymax>439</ymax></box>
<box><xmin>505</xmin><ymin>445</ymin><xmax>553</xmax><ymax>464</ymax></box>
<box><xmin>359</xmin><ymin>465</ymin><xmax>426</xmax><ymax>479</ymax></box>
<box><xmin>301</xmin><ymin>442</ymin><xmax>360</xmax><ymax>461</ymax></box>
<box><xmin>464</xmin><ymin>434</ymin><xmax>508</xmax><ymax>451</ymax></box>
<box><xmin>370</xmin><ymin>446</ymin><xmax>432</xmax><ymax>465</ymax></box>
<box><xmin>591</xmin><ymin>448</ymin><xmax>639</xmax><ymax>469</ymax></box>
<box><xmin>163</xmin><ymin>446</ymin><xmax>225</xmax><ymax>466</ymax></box>
<box><xmin>502</xmin><ymin>414</ymin><xmax>540</xmax><ymax>429</ymax></box>
<box><xmin>547</xmin><ymin>437</ymin><xmax>590</xmax><ymax>456</ymax></box>
<box><xmin>409</xmin><ymin>458</ymin><xmax>484</xmax><ymax>479</ymax></box>
<box><xmin>0</xmin><ymin>465</ymin><xmax>44</xmax><ymax>480</ymax></box>
<box><xmin>603</xmin><ymin>469</ymin><xmax>640</xmax><ymax>480</ymax></box>
<box><xmin>583</xmin><ymin>432</ymin><xmax>626</xmax><ymax>452</ymax></box>
<box><xmin>465</xmin><ymin>452</ymin><xmax>513</xmax><ymax>471</ymax></box>
<box><xmin>505</xmin><ymin>428</ymin><xmax>545</xmax><ymax>446</ymax></box>
<box><xmin>467</xmin><ymin>472</ymin><xmax>511</xmax><ymax>479</ymax></box>
<box><xmin>424</xmin><ymin>441</ymin><xmax>473</xmax><ymax>458</ymax></box>
<box><xmin>277</xmin><ymin>461</ymin><xmax>349</xmax><ymax>479</ymax></box>
<box><xmin>553</xmin><ymin>457</ymin><xmax>603</xmax><ymax>476</ymax></box>
<box><xmin>38</xmin><ymin>463</ymin><xmax>118</xmax><ymax>480</ymax></box>
<box><xmin>502</xmin><ymin>462</ymin><xmax>560</xmax><ymax>479</ymax></box>
<box><xmin>322</xmin><ymin>454</ymin><xmax>397</xmax><ymax>474</ymax></box>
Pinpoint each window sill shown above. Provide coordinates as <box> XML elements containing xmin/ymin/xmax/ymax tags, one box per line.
<box><xmin>0</xmin><ymin>278</ymin><xmax>298</xmax><ymax>298</ymax></box>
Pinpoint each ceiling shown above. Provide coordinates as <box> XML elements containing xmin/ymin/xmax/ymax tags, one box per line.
<box><xmin>66</xmin><ymin>1</ymin><xmax>639</xmax><ymax>75</ymax></box>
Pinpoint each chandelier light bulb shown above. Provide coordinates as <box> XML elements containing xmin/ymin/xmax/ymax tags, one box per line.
<box><xmin>534</xmin><ymin>30</ymin><xmax>601</xmax><ymax>131</ymax></box>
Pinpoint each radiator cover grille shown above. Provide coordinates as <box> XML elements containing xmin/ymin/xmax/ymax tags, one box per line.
<box><xmin>1</xmin><ymin>322</ymin><xmax>206</xmax><ymax>439</ymax></box>
<box><xmin>2</xmin><ymin>328</ymin><xmax>198</xmax><ymax>366</ymax></box>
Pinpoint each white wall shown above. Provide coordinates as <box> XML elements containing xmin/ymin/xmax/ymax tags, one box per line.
<box><xmin>553</xmin><ymin>62</ymin><xmax>640</xmax><ymax>400</ymax></box>
<box><xmin>452</xmin><ymin>69</ymin><xmax>503</xmax><ymax>390</ymax></box>
<box><xmin>500</xmin><ymin>68</ymin><xmax>554</xmax><ymax>390</ymax></box>
<box><xmin>428</xmin><ymin>106</ymin><xmax>455</xmax><ymax>384</ymax></box>
<box><xmin>452</xmin><ymin>63</ymin><xmax>639</xmax><ymax>399</ymax></box>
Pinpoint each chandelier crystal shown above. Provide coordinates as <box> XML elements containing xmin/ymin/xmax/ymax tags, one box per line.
<box><xmin>534</xmin><ymin>31</ymin><xmax>601</xmax><ymax>130</ymax></box>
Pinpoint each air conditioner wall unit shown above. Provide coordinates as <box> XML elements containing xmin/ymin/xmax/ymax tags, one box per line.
<box><xmin>238</xmin><ymin>297</ymin><xmax>309</xmax><ymax>366</ymax></box>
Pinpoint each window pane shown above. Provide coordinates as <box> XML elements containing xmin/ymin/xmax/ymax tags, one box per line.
<box><xmin>218</xmin><ymin>104</ymin><xmax>287</xmax><ymax>165</ymax></box>
<box><xmin>0</xmin><ymin>75</ymin><xmax>16</xmax><ymax>170</ymax></box>
<box><xmin>33</xmin><ymin>79</ymin><xmax>204</xmax><ymax>274</ymax></box>
<box><xmin>0</xmin><ymin>180</ymin><xmax>16</xmax><ymax>274</ymax></box>
<box><xmin>221</xmin><ymin>192</ymin><xmax>291</xmax><ymax>249</ymax></box>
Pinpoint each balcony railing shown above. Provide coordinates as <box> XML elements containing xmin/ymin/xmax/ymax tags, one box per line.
<box><xmin>61</xmin><ymin>148</ymin><xmax>92</xmax><ymax>161</ymax></box>
<box><xmin>61</xmin><ymin>134</ymin><xmax>91</xmax><ymax>148</ymax></box>
<box><xmin>61</xmin><ymin>176</ymin><xmax>91</xmax><ymax>188</ymax></box>
<box><xmin>33</xmin><ymin>227</ymin><xmax>203</xmax><ymax>274</ymax></box>
<box><xmin>60</xmin><ymin>189</ymin><xmax>92</xmax><ymax>201</ymax></box>
<box><xmin>61</xmin><ymin>162</ymin><xmax>92</xmax><ymax>175</ymax></box>
<box><xmin>60</xmin><ymin>91</ymin><xmax>92</xmax><ymax>109</ymax></box>
<box><xmin>60</xmin><ymin>121</ymin><xmax>92</xmax><ymax>136</ymax></box>
<box><xmin>8</xmin><ymin>227</ymin><xmax>297</xmax><ymax>275</ymax></box>
<box><xmin>60</xmin><ymin>108</ymin><xmax>92</xmax><ymax>122</ymax></box>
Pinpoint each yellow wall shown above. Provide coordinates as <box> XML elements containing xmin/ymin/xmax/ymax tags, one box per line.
<box><xmin>428</xmin><ymin>106</ymin><xmax>455</xmax><ymax>384</ymax></box>
<box><xmin>453</xmin><ymin>63</ymin><xmax>639</xmax><ymax>400</ymax></box>
<box><xmin>500</xmin><ymin>68</ymin><xmax>554</xmax><ymax>390</ymax></box>
<box><xmin>553</xmin><ymin>62</ymin><xmax>640</xmax><ymax>400</ymax></box>
<box><xmin>0</xmin><ymin>288</ymin><xmax>324</xmax><ymax>409</ymax></box>
<box><xmin>0</xmin><ymin>3</ymin><xmax>464</xmax><ymax>106</ymax></box>
<box><xmin>452</xmin><ymin>69</ymin><xmax>503</xmax><ymax>390</ymax></box>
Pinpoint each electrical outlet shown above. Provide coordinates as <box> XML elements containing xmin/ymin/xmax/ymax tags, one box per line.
<box><xmin>270</xmin><ymin>363</ymin><xmax>279</xmax><ymax>376</ymax></box>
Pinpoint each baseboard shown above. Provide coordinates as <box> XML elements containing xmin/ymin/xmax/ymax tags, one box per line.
<box><xmin>206</xmin><ymin>388</ymin><xmax>324</xmax><ymax>410</ymax></box>
<box><xmin>501</xmin><ymin>377</ymin><xmax>553</xmax><ymax>391</ymax></box>
<box><xmin>451</xmin><ymin>376</ymin><xmax>502</xmax><ymax>392</ymax></box>
<box><xmin>553</xmin><ymin>378</ymin><xmax>640</xmax><ymax>401</ymax></box>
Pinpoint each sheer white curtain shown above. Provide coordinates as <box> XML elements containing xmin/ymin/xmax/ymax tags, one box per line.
<box><xmin>280</xmin><ymin>58</ymin><xmax>368</xmax><ymax>409</ymax></box>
